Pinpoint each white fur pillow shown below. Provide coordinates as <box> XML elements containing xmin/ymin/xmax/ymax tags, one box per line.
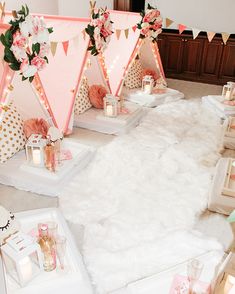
<box><xmin>124</xmin><ymin>59</ymin><xmax>143</xmax><ymax>89</ymax></box>
<box><xmin>74</xmin><ymin>77</ymin><xmax>92</xmax><ymax>115</ymax></box>
<box><xmin>0</xmin><ymin>102</ymin><xmax>26</xmax><ymax>163</ymax></box>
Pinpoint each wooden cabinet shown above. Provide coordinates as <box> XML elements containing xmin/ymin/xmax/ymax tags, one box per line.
<box><xmin>219</xmin><ymin>41</ymin><xmax>235</xmax><ymax>83</ymax></box>
<box><xmin>158</xmin><ymin>30</ymin><xmax>235</xmax><ymax>85</ymax></box>
<box><xmin>200</xmin><ymin>39</ymin><xmax>223</xmax><ymax>82</ymax></box>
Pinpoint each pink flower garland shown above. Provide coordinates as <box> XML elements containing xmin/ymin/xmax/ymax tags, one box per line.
<box><xmin>137</xmin><ymin>4</ymin><xmax>163</xmax><ymax>43</ymax></box>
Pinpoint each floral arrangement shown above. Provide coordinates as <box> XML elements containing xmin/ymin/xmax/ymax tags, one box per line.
<box><xmin>137</xmin><ymin>3</ymin><xmax>162</xmax><ymax>43</ymax></box>
<box><xmin>85</xmin><ymin>8</ymin><xmax>113</xmax><ymax>56</ymax></box>
<box><xmin>0</xmin><ymin>5</ymin><xmax>53</xmax><ymax>82</ymax></box>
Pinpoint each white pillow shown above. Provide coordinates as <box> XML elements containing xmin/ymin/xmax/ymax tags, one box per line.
<box><xmin>124</xmin><ymin>59</ymin><xmax>143</xmax><ymax>89</ymax></box>
<box><xmin>0</xmin><ymin>102</ymin><xmax>26</xmax><ymax>163</ymax></box>
<box><xmin>74</xmin><ymin>77</ymin><xmax>92</xmax><ymax>115</ymax></box>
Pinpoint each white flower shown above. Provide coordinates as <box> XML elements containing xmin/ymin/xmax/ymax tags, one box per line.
<box><xmin>22</xmin><ymin>64</ymin><xmax>37</xmax><ymax>78</ymax></box>
<box><xmin>31</xmin><ymin>16</ymin><xmax>49</xmax><ymax>44</ymax></box>
<box><xmin>19</xmin><ymin>15</ymin><xmax>34</xmax><ymax>37</ymax></box>
<box><xmin>151</xmin><ymin>28</ymin><xmax>162</xmax><ymax>39</ymax></box>
<box><xmin>10</xmin><ymin>45</ymin><xmax>27</xmax><ymax>61</ymax></box>
<box><xmin>141</xmin><ymin>22</ymin><xmax>149</xmax><ymax>28</ymax></box>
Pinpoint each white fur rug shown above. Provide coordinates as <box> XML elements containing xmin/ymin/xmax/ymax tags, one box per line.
<box><xmin>60</xmin><ymin>99</ymin><xmax>225</xmax><ymax>294</ymax></box>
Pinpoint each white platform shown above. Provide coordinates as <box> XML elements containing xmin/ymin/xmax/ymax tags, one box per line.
<box><xmin>111</xmin><ymin>251</ymin><xmax>224</xmax><ymax>294</ymax></box>
<box><xmin>208</xmin><ymin>157</ymin><xmax>235</xmax><ymax>215</ymax></box>
<box><xmin>0</xmin><ymin>139</ymin><xmax>95</xmax><ymax>197</ymax></box>
<box><xmin>202</xmin><ymin>95</ymin><xmax>235</xmax><ymax>119</ymax></box>
<box><xmin>1</xmin><ymin>208</ymin><xmax>93</xmax><ymax>294</ymax></box>
<box><xmin>74</xmin><ymin>102</ymin><xmax>145</xmax><ymax>135</ymax></box>
<box><xmin>122</xmin><ymin>87</ymin><xmax>184</xmax><ymax>107</ymax></box>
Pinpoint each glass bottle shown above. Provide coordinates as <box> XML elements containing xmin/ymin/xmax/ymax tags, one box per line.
<box><xmin>38</xmin><ymin>224</ymin><xmax>56</xmax><ymax>272</ymax></box>
<box><xmin>44</xmin><ymin>143</ymin><xmax>56</xmax><ymax>172</ymax></box>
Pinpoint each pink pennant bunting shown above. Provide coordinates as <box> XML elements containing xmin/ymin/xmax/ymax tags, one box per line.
<box><xmin>62</xmin><ymin>40</ymin><xmax>69</xmax><ymax>55</ymax></box>
<box><xmin>178</xmin><ymin>24</ymin><xmax>186</xmax><ymax>34</ymax></box>
<box><xmin>132</xmin><ymin>25</ymin><xmax>137</xmax><ymax>32</ymax></box>
<box><xmin>207</xmin><ymin>31</ymin><xmax>215</xmax><ymax>42</ymax></box>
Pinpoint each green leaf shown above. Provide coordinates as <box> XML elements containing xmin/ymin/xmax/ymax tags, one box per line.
<box><xmin>48</xmin><ymin>27</ymin><xmax>53</xmax><ymax>34</ymax></box>
<box><xmin>29</xmin><ymin>76</ymin><xmax>34</xmax><ymax>83</ymax></box>
<box><xmin>0</xmin><ymin>34</ymin><xmax>7</xmax><ymax>46</ymax></box>
<box><xmin>9</xmin><ymin>63</ymin><xmax>20</xmax><ymax>71</ymax></box>
<box><xmin>5</xmin><ymin>30</ymin><xmax>13</xmax><ymax>47</ymax></box>
<box><xmin>22</xmin><ymin>76</ymin><xmax>28</xmax><ymax>81</ymax></box>
<box><xmin>32</xmin><ymin>43</ymin><xmax>40</xmax><ymax>54</ymax></box>
<box><xmin>4</xmin><ymin>47</ymin><xmax>15</xmax><ymax>62</ymax></box>
<box><xmin>44</xmin><ymin>56</ymin><xmax>49</xmax><ymax>63</ymax></box>
<box><xmin>25</xmin><ymin>5</ymin><xmax>29</xmax><ymax>16</ymax></box>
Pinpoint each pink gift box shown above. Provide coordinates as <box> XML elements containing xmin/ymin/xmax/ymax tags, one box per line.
<box><xmin>169</xmin><ymin>274</ymin><xmax>211</xmax><ymax>294</ymax></box>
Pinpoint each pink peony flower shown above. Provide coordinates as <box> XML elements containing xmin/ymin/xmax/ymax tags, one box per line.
<box><xmin>12</xmin><ymin>31</ymin><xmax>27</xmax><ymax>48</ymax></box>
<box><xmin>101</xmin><ymin>27</ymin><xmax>112</xmax><ymax>38</ymax></box>
<box><xmin>88</xmin><ymin>84</ymin><xmax>108</xmax><ymax>109</ymax></box>
<box><xmin>31</xmin><ymin>56</ymin><xmax>46</xmax><ymax>71</ymax></box>
<box><xmin>11</xmin><ymin>45</ymin><xmax>27</xmax><ymax>61</ymax></box>
<box><xmin>146</xmin><ymin>9</ymin><xmax>160</xmax><ymax>21</ymax></box>
<box><xmin>142</xmin><ymin>68</ymin><xmax>160</xmax><ymax>81</ymax></box>
<box><xmin>141</xmin><ymin>27</ymin><xmax>150</xmax><ymax>36</ymax></box>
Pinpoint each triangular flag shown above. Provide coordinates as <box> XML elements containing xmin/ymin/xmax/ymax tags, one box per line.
<box><xmin>165</xmin><ymin>18</ymin><xmax>173</xmax><ymax>28</ymax></box>
<box><xmin>178</xmin><ymin>24</ymin><xmax>186</xmax><ymax>34</ymax></box>
<box><xmin>62</xmin><ymin>40</ymin><xmax>69</xmax><ymax>55</ymax></box>
<box><xmin>50</xmin><ymin>42</ymin><xmax>58</xmax><ymax>57</ymax></box>
<box><xmin>192</xmin><ymin>28</ymin><xmax>200</xmax><ymax>39</ymax></box>
<box><xmin>132</xmin><ymin>25</ymin><xmax>137</xmax><ymax>32</ymax></box>
<box><xmin>124</xmin><ymin>28</ymin><xmax>129</xmax><ymax>39</ymax></box>
<box><xmin>221</xmin><ymin>32</ymin><xmax>230</xmax><ymax>44</ymax></box>
<box><xmin>73</xmin><ymin>34</ymin><xmax>79</xmax><ymax>49</ymax></box>
<box><xmin>82</xmin><ymin>29</ymin><xmax>86</xmax><ymax>40</ymax></box>
<box><xmin>116</xmin><ymin>29</ymin><xmax>121</xmax><ymax>40</ymax></box>
<box><xmin>207</xmin><ymin>31</ymin><xmax>215</xmax><ymax>42</ymax></box>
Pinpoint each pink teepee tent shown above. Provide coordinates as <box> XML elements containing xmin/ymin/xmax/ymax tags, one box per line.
<box><xmin>103</xmin><ymin>10</ymin><xmax>166</xmax><ymax>97</ymax></box>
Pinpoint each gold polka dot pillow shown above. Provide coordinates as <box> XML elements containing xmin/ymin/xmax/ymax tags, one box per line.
<box><xmin>124</xmin><ymin>59</ymin><xmax>143</xmax><ymax>89</ymax></box>
<box><xmin>74</xmin><ymin>77</ymin><xmax>92</xmax><ymax>115</ymax></box>
<box><xmin>0</xmin><ymin>102</ymin><xmax>26</xmax><ymax>163</ymax></box>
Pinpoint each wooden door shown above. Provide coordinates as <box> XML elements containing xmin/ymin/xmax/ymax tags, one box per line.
<box><xmin>164</xmin><ymin>35</ymin><xmax>184</xmax><ymax>76</ymax></box>
<box><xmin>219</xmin><ymin>40</ymin><xmax>235</xmax><ymax>83</ymax></box>
<box><xmin>181</xmin><ymin>37</ymin><xmax>204</xmax><ymax>78</ymax></box>
<box><xmin>114</xmin><ymin>0</ymin><xmax>132</xmax><ymax>11</ymax></box>
<box><xmin>200</xmin><ymin>39</ymin><xmax>223</xmax><ymax>83</ymax></box>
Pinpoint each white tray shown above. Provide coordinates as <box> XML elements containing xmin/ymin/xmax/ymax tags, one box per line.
<box><xmin>20</xmin><ymin>139</ymin><xmax>90</xmax><ymax>180</ymax></box>
<box><xmin>2</xmin><ymin>208</ymin><xmax>93</xmax><ymax>294</ymax></box>
<box><xmin>0</xmin><ymin>139</ymin><xmax>95</xmax><ymax>197</ymax></box>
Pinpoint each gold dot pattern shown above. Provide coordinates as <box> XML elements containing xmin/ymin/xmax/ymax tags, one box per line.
<box><xmin>124</xmin><ymin>59</ymin><xmax>143</xmax><ymax>89</ymax></box>
<box><xmin>74</xmin><ymin>78</ymin><xmax>92</xmax><ymax>115</ymax></box>
<box><xmin>0</xmin><ymin>102</ymin><xmax>26</xmax><ymax>163</ymax></box>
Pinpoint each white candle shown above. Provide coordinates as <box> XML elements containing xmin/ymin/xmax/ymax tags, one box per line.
<box><xmin>144</xmin><ymin>84</ymin><xmax>151</xmax><ymax>94</ymax></box>
<box><xmin>18</xmin><ymin>257</ymin><xmax>32</xmax><ymax>283</ymax></box>
<box><xmin>32</xmin><ymin>149</ymin><xmax>41</xmax><ymax>165</ymax></box>
<box><xmin>106</xmin><ymin>105</ymin><xmax>113</xmax><ymax>117</ymax></box>
<box><xmin>226</xmin><ymin>90</ymin><xmax>231</xmax><ymax>99</ymax></box>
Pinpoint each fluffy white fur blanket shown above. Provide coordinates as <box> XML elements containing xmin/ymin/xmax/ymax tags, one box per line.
<box><xmin>60</xmin><ymin>100</ymin><xmax>225</xmax><ymax>293</ymax></box>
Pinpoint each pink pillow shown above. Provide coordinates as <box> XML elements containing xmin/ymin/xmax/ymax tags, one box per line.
<box><xmin>88</xmin><ymin>85</ymin><xmax>108</xmax><ymax>109</ymax></box>
<box><xmin>142</xmin><ymin>68</ymin><xmax>159</xmax><ymax>81</ymax></box>
<box><xmin>23</xmin><ymin>118</ymin><xmax>49</xmax><ymax>139</ymax></box>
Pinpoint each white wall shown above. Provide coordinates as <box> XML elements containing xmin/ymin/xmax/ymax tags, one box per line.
<box><xmin>5</xmin><ymin>0</ymin><xmax>58</xmax><ymax>14</ymax></box>
<box><xmin>58</xmin><ymin>0</ymin><xmax>114</xmax><ymax>18</ymax></box>
<box><xmin>148</xmin><ymin>0</ymin><xmax>235</xmax><ymax>33</ymax></box>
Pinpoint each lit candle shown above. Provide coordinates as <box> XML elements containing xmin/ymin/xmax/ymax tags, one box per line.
<box><xmin>106</xmin><ymin>105</ymin><xmax>113</xmax><ymax>117</ymax></box>
<box><xmin>226</xmin><ymin>90</ymin><xmax>231</xmax><ymax>99</ymax></box>
<box><xmin>32</xmin><ymin>149</ymin><xmax>41</xmax><ymax>165</ymax></box>
<box><xmin>18</xmin><ymin>257</ymin><xmax>32</xmax><ymax>283</ymax></box>
<box><xmin>144</xmin><ymin>84</ymin><xmax>151</xmax><ymax>94</ymax></box>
